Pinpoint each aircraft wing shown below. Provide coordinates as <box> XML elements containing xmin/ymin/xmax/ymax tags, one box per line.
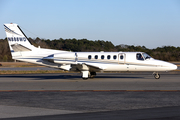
<box><xmin>71</xmin><ymin>63</ymin><xmax>106</xmax><ymax>72</ymax></box>
<box><xmin>85</xmin><ymin>63</ymin><xmax>106</xmax><ymax>70</ymax></box>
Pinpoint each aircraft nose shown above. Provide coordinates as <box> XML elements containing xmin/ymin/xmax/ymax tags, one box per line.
<box><xmin>169</xmin><ymin>64</ymin><xmax>177</xmax><ymax>71</ymax></box>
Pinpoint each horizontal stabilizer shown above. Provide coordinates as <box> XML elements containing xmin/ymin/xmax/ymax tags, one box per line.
<box><xmin>11</xmin><ymin>44</ymin><xmax>32</xmax><ymax>52</ymax></box>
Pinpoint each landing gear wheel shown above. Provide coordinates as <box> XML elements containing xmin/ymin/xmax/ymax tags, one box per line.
<box><xmin>82</xmin><ymin>78</ymin><xmax>88</xmax><ymax>80</ymax></box>
<box><xmin>154</xmin><ymin>73</ymin><xmax>160</xmax><ymax>79</ymax></box>
<box><xmin>89</xmin><ymin>72</ymin><xmax>96</xmax><ymax>78</ymax></box>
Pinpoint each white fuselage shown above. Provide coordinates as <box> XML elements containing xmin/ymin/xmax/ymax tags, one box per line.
<box><xmin>12</xmin><ymin>49</ymin><xmax>177</xmax><ymax>72</ymax></box>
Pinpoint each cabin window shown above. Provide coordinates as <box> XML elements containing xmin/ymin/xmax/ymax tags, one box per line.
<box><xmin>107</xmin><ymin>55</ymin><xmax>111</xmax><ymax>59</ymax></box>
<box><xmin>88</xmin><ymin>55</ymin><xmax>91</xmax><ymax>59</ymax></box>
<box><xmin>101</xmin><ymin>55</ymin><xmax>104</xmax><ymax>59</ymax></box>
<box><xmin>113</xmin><ymin>55</ymin><xmax>117</xmax><ymax>60</ymax></box>
<box><xmin>95</xmin><ymin>55</ymin><xmax>98</xmax><ymax>59</ymax></box>
<box><xmin>120</xmin><ymin>55</ymin><xmax>123</xmax><ymax>60</ymax></box>
<box><xmin>136</xmin><ymin>53</ymin><xmax>144</xmax><ymax>60</ymax></box>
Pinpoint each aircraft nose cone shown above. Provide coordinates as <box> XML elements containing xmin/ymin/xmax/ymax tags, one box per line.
<box><xmin>168</xmin><ymin>63</ymin><xmax>177</xmax><ymax>71</ymax></box>
<box><xmin>171</xmin><ymin>64</ymin><xmax>177</xmax><ymax>70</ymax></box>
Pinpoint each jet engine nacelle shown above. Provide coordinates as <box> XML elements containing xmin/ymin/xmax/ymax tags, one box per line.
<box><xmin>53</xmin><ymin>52</ymin><xmax>76</xmax><ymax>64</ymax></box>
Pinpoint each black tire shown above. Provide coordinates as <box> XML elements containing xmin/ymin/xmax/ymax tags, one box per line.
<box><xmin>82</xmin><ymin>78</ymin><xmax>88</xmax><ymax>80</ymax></box>
<box><xmin>154</xmin><ymin>74</ymin><xmax>160</xmax><ymax>79</ymax></box>
<box><xmin>89</xmin><ymin>72</ymin><xmax>96</xmax><ymax>78</ymax></box>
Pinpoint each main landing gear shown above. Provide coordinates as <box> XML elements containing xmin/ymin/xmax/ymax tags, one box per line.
<box><xmin>89</xmin><ymin>72</ymin><xmax>96</xmax><ymax>78</ymax></box>
<box><xmin>81</xmin><ymin>71</ymin><xmax>96</xmax><ymax>80</ymax></box>
<box><xmin>153</xmin><ymin>72</ymin><xmax>160</xmax><ymax>79</ymax></box>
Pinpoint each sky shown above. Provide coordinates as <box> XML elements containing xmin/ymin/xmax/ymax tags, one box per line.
<box><xmin>0</xmin><ymin>0</ymin><xmax>180</xmax><ymax>49</ymax></box>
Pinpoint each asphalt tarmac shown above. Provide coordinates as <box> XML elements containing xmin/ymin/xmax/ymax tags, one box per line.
<box><xmin>0</xmin><ymin>72</ymin><xmax>180</xmax><ymax>119</ymax></box>
<box><xmin>0</xmin><ymin>72</ymin><xmax>180</xmax><ymax>90</ymax></box>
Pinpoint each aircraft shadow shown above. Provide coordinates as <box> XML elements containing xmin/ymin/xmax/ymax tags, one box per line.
<box><xmin>2</xmin><ymin>106</ymin><xmax>180</xmax><ymax>120</ymax></box>
<box><xmin>0</xmin><ymin>73</ymin><xmax>144</xmax><ymax>80</ymax></box>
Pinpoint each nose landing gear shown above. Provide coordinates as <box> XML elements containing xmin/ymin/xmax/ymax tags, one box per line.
<box><xmin>153</xmin><ymin>72</ymin><xmax>160</xmax><ymax>79</ymax></box>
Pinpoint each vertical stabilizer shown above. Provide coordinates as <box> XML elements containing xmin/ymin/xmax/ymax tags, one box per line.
<box><xmin>4</xmin><ymin>23</ymin><xmax>35</xmax><ymax>52</ymax></box>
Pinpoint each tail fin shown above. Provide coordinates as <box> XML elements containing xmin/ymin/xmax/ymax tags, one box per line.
<box><xmin>4</xmin><ymin>23</ymin><xmax>35</xmax><ymax>52</ymax></box>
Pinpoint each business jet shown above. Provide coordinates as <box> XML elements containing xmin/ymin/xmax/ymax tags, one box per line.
<box><xmin>4</xmin><ymin>23</ymin><xmax>177</xmax><ymax>79</ymax></box>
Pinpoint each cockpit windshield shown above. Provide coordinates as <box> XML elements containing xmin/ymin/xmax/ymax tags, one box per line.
<box><xmin>142</xmin><ymin>53</ymin><xmax>151</xmax><ymax>60</ymax></box>
<box><xmin>136</xmin><ymin>53</ymin><xmax>152</xmax><ymax>61</ymax></box>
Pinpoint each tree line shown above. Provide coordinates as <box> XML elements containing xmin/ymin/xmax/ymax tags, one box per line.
<box><xmin>0</xmin><ymin>37</ymin><xmax>180</xmax><ymax>62</ymax></box>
